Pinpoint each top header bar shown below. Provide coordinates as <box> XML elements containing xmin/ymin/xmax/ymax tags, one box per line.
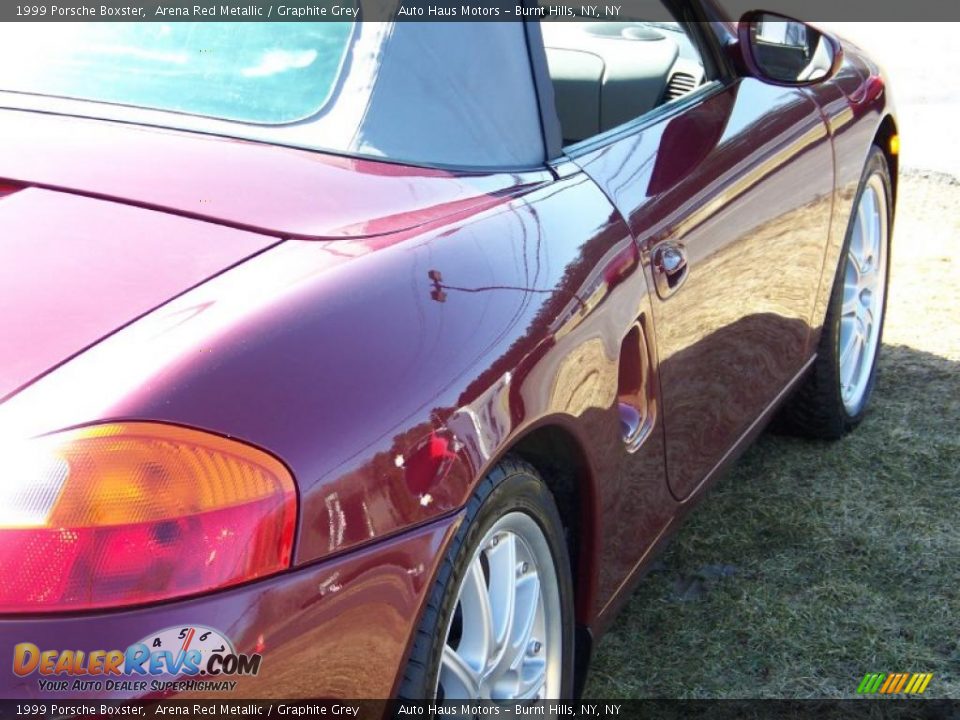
<box><xmin>2</xmin><ymin>0</ymin><xmax>955</xmax><ymax>22</ymax></box>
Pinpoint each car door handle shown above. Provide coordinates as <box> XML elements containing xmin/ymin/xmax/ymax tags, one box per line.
<box><xmin>652</xmin><ymin>242</ymin><xmax>688</xmax><ymax>298</ymax></box>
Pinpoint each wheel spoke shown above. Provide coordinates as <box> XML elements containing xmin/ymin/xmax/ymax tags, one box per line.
<box><xmin>841</xmin><ymin>284</ymin><xmax>860</xmax><ymax>318</ymax></box>
<box><xmin>492</xmin><ymin>571</ymin><xmax>540</xmax><ymax>679</ymax></box>
<box><xmin>862</xmin><ymin>191</ymin><xmax>877</xmax><ymax>259</ymax></box>
<box><xmin>860</xmin><ymin>304</ymin><xmax>875</xmax><ymax>338</ymax></box>
<box><xmin>847</xmin><ymin>245</ymin><xmax>865</xmax><ymax>286</ymax></box>
<box><xmin>487</xmin><ymin>531</ymin><xmax>517</xmax><ymax>653</ymax></box>
<box><xmin>457</xmin><ymin>556</ymin><xmax>494</xmax><ymax>669</ymax></box>
<box><xmin>515</xmin><ymin>660</ymin><xmax>547</xmax><ymax>700</ymax></box>
<box><xmin>866</xmin><ymin>190</ymin><xmax>881</xmax><ymax>259</ymax></box>
<box><xmin>511</xmin><ymin>574</ymin><xmax>541</xmax><ymax>660</ymax></box>
<box><xmin>854</xmin><ymin>199</ymin><xmax>870</xmax><ymax>263</ymax></box>
<box><xmin>838</xmin><ymin>328</ymin><xmax>862</xmax><ymax>390</ymax></box>
<box><xmin>440</xmin><ymin>645</ymin><xmax>482</xmax><ymax>699</ymax></box>
<box><xmin>839</xmin><ymin>314</ymin><xmax>858</xmax><ymax>346</ymax></box>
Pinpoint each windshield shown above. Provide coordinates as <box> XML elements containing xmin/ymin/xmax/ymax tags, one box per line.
<box><xmin>0</xmin><ymin>22</ymin><xmax>353</xmax><ymax>124</ymax></box>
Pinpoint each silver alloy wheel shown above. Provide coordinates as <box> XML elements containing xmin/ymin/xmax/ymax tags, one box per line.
<box><xmin>435</xmin><ymin>512</ymin><xmax>562</xmax><ymax>700</ymax></box>
<box><xmin>839</xmin><ymin>173</ymin><xmax>888</xmax><ymax>415</ymax></box>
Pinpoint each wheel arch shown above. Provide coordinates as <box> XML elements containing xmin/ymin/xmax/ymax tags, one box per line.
<box><xmin>504</xmin><ymin>422</ymin><xmax>598</xmax><ymax>697</ymax></box>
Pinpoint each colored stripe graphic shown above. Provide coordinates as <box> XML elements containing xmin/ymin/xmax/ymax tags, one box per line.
<box><xmin>857</xmin><ymin>673</ymin><xmax>883</xmax><ymax>693</ymax></box>
<box><xmin>857</xmin><ymin>672</ymin><xmax>933</xmax><ymax>694</ymax></box>
<box><xmin>879</xmin><ymin>674</ymin><xmax>897</xmax><ymax>693</ymax></box>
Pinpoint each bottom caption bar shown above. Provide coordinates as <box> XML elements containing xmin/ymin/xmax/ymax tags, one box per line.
<box><xmin>0</xmin><ymin>700</ymin><xmax>956</xmax><ymax>720</ymax></box>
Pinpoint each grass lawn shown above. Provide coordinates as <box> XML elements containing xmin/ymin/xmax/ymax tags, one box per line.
<box><xmin>585</xmin><ymin>172</ymin><xmax>960</xmax><ymax>699</ymax></box>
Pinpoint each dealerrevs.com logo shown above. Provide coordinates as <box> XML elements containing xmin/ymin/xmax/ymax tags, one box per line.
<box><xmin>12</xmin><ymin>625</ymin><xmax>261</xmax><ymax>693</ymax></box>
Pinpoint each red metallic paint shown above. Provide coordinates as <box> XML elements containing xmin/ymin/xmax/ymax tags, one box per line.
<box><xmin>0</xmin><ymin>516</ymin><xmax>459</xmax><ymax>699</ymax></box>
<box><xmin>0</xmin><ymin>176</ymin><xmax>639</xmax><ymax>583</ymax></box>
<box><xmin>570</xmin><ymin>77</ymin><xmax>835</xmax><ymax>500</ymax></box>
<box><xmin>0</xmin><ymin>109</ymin><xmax>551</xmax><ymax>240</ymax></box>
<box><xmin>0</xmin><ymin>189</ymin><xmax>277</xmax><ymax>401</ymax></box>
<box><xmin>0</xmin><ymin>20</ymin><xmax>894</xmax><ymax>700</ymax></box>
<box><xmin>0</xmin><ymin>181</ymin><xmax>22</xmax><ymax>198</ymax></box>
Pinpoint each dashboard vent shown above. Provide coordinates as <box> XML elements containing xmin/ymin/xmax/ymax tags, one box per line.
<box><xmin>665</xmin><ymin>72</ymin><xmax>697</xmax><ymax>101</ymax></box>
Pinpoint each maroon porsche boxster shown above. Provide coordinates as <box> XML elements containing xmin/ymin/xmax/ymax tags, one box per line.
<box><xmin>0</xmin><ymin>5</ymin><xmax>896</xmax><ymax>701</ymax></box>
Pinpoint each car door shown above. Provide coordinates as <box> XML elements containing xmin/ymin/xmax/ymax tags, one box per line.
<box><xmin>544</xmin><ymin>18</ymin><xmax>835</xmax><ymax>500</ymax></box>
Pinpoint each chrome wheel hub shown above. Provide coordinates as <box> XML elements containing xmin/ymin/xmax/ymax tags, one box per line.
<box><xmin>839</xmin><ymin>174</ymin><xmax>888</xmax><ymax>415</ymax></box>
<box><xmin>436</xmin><ymin>512</ymin><xmax>562</xmax><ymax>700</ymax></box>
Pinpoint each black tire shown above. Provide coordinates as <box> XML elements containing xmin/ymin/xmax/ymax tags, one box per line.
<box><xmin>397</xmin><ymin>456</ymin><xmax>575</xmax><ymax>700</ymax></box>
<box><xmin>778</xmin><ymin>145</ymin><xmax>893</xmax><ymax>439</ymax></box>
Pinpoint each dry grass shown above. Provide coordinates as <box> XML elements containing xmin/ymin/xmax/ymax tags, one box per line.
<box><xmin>584</xmin><ymin>172</ymin><xmax>960</xmax><ymax>698</ymax></box>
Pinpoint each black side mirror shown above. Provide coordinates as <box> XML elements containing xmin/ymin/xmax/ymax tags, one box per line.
<box><xmin>738</xmin><ymin>11</ymin><xmax>842</xmax><ymax>86</ymax></box>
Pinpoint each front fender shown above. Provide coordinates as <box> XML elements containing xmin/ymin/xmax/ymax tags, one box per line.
<box><xmin>1</xmin><ymin>171</ymin><xmax>649</xmax><ymax>575</ymax></box>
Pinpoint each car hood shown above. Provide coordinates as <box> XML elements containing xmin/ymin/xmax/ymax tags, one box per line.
<box><xmin>0</xmin><ymin>187</ymin><xmax>278</xmax><ymax>401</ymax></box>
<box><xmin>0</xmin><ymin>109</ymin><xmax>548</xmax><ymax>240</ymax></box>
